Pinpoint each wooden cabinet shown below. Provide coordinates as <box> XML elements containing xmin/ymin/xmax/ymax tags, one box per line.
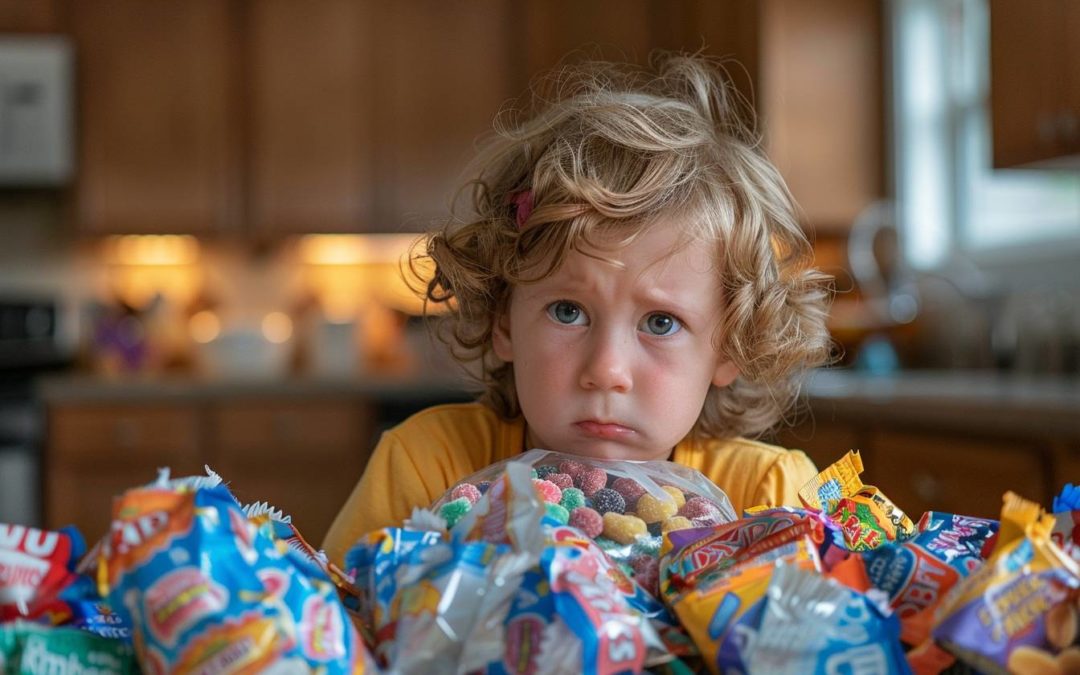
<box><xmin>990</xmin><ymin>0</ymin><xmax>1080</xmax><ymax>167</ymax></box>
<box><xmin>368</xmin><ymin>0</ymin><xmax>515</xmax><ymax>230</ymax></box>
<box><xmin>246</xmin><ymin>0</ymin><xmax>373</xmax><ymax>235</ymax></box>
<box><xmin>47</xmin><ymin>404</ymin><xmax>204</xmax><ymax>541</ymax></box>
<box><xmin>759</xmin><ymin>0</ymin><xmax>883</xmax><ymax>232</ymax></box>
<box><xmin>210</xmin><ymin>400</ymin><xmax>373</xmax><ymax>540</ymax></box>
<box><xmin>0</xmin><ymin>0</ymin><xmax>59</xmax><ymax>31</ymax></box>
<box><xmin>70</xmin><ymin>0</ymin><xmax>240</xmax><ymax>234</ymax></box>
<box><xmin>773</xmin><ymin>414</ymin><xmax>1064</xmax><ymax>522</ymax></box>
<box><xmin>45</xmin><ymin>397</ymin><xmax>373</xmax><ymax>546</ymax></box>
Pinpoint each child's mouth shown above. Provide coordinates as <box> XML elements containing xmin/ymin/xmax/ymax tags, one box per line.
<box><xmin>575</xmin><ymin>420</ymin><xmax>635</xmax><ymax>439</ymax></box>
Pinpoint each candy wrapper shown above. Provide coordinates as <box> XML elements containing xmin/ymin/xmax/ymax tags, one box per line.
<box><xmin>0</xmin><ymin>620</ymin><xmax>137</xmax><ymax>674</ymax></box>
<box><xmin>348</xmin><ymin>461</ymin><xmax>673</xmax><ymax>674</ymax></box>
<box><xmin>799</xmin><ymin>450</ymin><xmax>916</xmax><ymax>550</ymax></box>
<box><xmin>658</xmin><ymin>509</ymin><xmax>828</xmax><ymax>673</ymax></box>
<box><xmin>431</xmin><ymin>449</ymin><xmax>736</xmax><ymax>597</ymax></box>
<box><xmin>97</xmin><ymin>468</ymin><xmax>374</xmax><ymax>674</ymax></box>
<box><xmin>931</xmin><ymin>492</ymin><xmax>1080</xmax><ymax>674</ymax></box>
<box><xmin>740</xmin><ymin>563</ymin><xmax>911</xmax><ymax>674</ymax></box>
<box><xmin>862</xmin><ymin>511</ymin><xmax>998</xmax><ymax>649</ymax></box>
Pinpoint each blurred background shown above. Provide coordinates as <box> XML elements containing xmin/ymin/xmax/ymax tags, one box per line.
<box><xmin>0</xmin><ymin>0</ymin><xmax>1076</xmax><ymax>542</ymax></box>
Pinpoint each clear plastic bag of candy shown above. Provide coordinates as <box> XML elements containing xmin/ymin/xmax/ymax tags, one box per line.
<box><xmin>430</xmin><ymin>449</ymin><xmax>737</xmax><ymax>597</ymax></box>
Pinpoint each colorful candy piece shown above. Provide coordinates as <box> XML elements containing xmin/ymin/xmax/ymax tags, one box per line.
<box><xmin>679</xmin><ymin>497</ymin><xmax>722</xmax><ymax>524</ymax></box>
<box><xmin>661</xmin><ymin>516</ymin><xmax>693</xmax><ymax>533</ymax></box>
<box><xmin>544</xmin><ymin>503</ymin><xmax>570</xmax><ymax>525</ymax></box>
<box><xmin>575</xmin><ymin>468</ymin><xmax>607</xmax><ymax>497</ymax></box>
<box><xmin>558</xmin><ymin>459</ymin><xmax>587</xmax><ymax>479</ymax></box>
<box><xmin>661</xmin><ymin>486</ymin><xmax>686</xmax><ymax>508</ymax></box>
<box><xmin>560</xmin><ymin>487</ymin><xmax>586</xmax><ymax>512</ymax></box>
<box><xmin>449</xmin><ymin>483</ymin><xmax>482</xmax><ymax>505</ymax></box>
<box><xmin>531</xmin><ymin>478</ymin><xmax>563</xmax><ymax>504</ymax></box>
<box><xmin>569</xmin><ymin>507</ymin><xmax>603</xmax><ymax>538</ymax></box>
<box><xmin>546</xmin><ymin>473</ymin><xmax>573</xmax><ymax>491</ymax></box>
<box><xmin>591</xmin><ymin>488</ymin><xmax>626</xmax><ymax>515</ymax></box>
<box><xmin>534</xmin><ymin>465</ymin><xmax>560</xmax><ymax>481</ymax></box>
<box><xmin>636</xmin><ymin>493</ymin><xmax>678</xmax><ymax>524</ymax></box>
<box><xmin>602</xmin><ymin>513</ymin><xmax>648</xmax><ymax>545</ymax></box>
<box><xmin>440</xmin><ymin>497</ymin><xmax>472</xmax><ymax>528</ymax></box>
<box><xmin>611</xmin><ymin>477</ymin><xmax>648</xmax><ymax>510</ymax></box>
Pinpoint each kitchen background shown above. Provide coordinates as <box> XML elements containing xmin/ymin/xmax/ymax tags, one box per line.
<box><xmin>0</xmin><ymin>0</ymin><xmax>1077</xmax><ymax>545</ymax></box>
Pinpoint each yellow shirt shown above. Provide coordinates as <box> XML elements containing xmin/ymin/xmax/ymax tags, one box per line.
<box><xmin>322</xmin><ymin>402</ymin><xmax>817</xmax><ymax>567</ymax></box>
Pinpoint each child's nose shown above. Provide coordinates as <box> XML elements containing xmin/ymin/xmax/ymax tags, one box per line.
<box><xmin>579</xmin><ymin>330</ymin><xmax>633</xmax><ymax>392</ymax></box>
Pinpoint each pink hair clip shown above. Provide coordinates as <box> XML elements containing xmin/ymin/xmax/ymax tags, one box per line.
<box><xmin>510</xmin><ymin>189</ymin><xmax>534</xmax><ymax>229</ymax></box>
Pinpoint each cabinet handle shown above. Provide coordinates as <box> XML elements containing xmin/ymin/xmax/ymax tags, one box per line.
<box><xmin>911</xmin><ymin>473</ymin><xmax>941</xmax><ymax>502</ymax></box>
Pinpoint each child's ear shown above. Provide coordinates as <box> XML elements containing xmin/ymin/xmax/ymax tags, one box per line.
<box><xmin>712</xmin><ymin>360</ymin><xmax>739</xmax><ymax>388</ymax></box>
<box><xmin>492</xmin><ymin>313</ymin><xmax>513</xmax><ymax>362</ymax></box>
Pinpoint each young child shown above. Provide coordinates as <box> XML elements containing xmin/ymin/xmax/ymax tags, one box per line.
<box><xmin>323</xmin><ymin>53</ymin><xmax>832</xmax><ymax>567</ymax></box>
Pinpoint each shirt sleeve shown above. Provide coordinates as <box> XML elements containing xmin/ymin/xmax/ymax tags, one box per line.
<box><xmin>749</xmin><ymin>449</ymin><xmax>819</xmax><ymax>510</ymax></box>
<box><xmin>321</xmin><ymin>430</ymin><xmax>437</xmax><ymax>568</ymax></box>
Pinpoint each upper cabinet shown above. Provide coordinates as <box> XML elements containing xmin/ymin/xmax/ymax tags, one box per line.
<box><xmin>60</xmin><ymin>0</ymin><xmax>881</xmax><ymax>236</ymax></box>
<box><xmin>759</xmin><ymin>0</ymin><xmax>883</xmax><ymax>233</ymax></box>
<box><xmin>246</xmin><ymin>0</ymin><xmax>373</xmax><ymax>236</ymax></box>
<box><xmin>70</xmin><ymin>0</ymin><xmax>240</xmax><ymax>235</ymax></box>
<box><xmin>368</xmin><ymin>0</ymin><xmax>515</xmax><ymax>231</ymax></box>
<box><xmin>990</xmin><ymin>0</ymin><xmax>1080</xmax><ymax>167</ymax></box>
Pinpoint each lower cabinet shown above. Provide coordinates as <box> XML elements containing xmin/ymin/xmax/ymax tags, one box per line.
<box><xmin>772</xmin><ymin>419</ymin><xmax>1066</xmax><ymax>520</ymax></box>
<box><xmin>45</xmin><ymin>398</ymin><xmax>374</xmax><ymax>545</ymax></box>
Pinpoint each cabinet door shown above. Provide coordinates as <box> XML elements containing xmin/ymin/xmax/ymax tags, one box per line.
<box><xmin>247</xmin><ymin>0</ymin><xmax>373</xmax><ymax>235</ymax></box>
<box><xmin>70</xmin><ymin>0</ymin><xmax>238</xmax><ymax>233</ymax></box>
<box><xmin>369</xmin><ymin>0</ymin><xmax>515</xmax><ymax>230</ymax></box>
<box><xmin>46</xmin><ymin>403</ymin><xmax>204</xmax><ymax>540</ymax></box>
<box><xmin>210</xmin><ymin>399</ymin><xmax>372</xmax><ymax>544</ymax></box>
<box><xmin>760</xmin><ymin>0</ymin><xmax>883</xmax><ymax>232</ymax></box>
<box><xmin>990</xmin><ymin>0</ymin><xmax>1069</xmax><ymax>167</ymax></box>
<box><xmin>0</xmin><ymin>0</ymin><xmax>58</xmax><ymax>31</ymax></box>
<box><xmin>870</xmin><ymin>430</ymin><xmax>1049</xmax><ymax>520</ymax></box>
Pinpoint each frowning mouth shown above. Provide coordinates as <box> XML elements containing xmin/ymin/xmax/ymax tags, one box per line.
<box><xmin>574</xmin><ymin>420</ymin><xmax>635</xmax><ymax>439</ymax></box>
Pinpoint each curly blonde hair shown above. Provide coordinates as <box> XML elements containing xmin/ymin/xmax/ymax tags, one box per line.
<box><xmin>411</xmin><ymin>52</ymin><xmax>833</xmax><ymax>439</ymax></box>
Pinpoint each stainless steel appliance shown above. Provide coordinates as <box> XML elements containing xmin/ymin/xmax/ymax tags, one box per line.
<box><xmin>0</xmin><ymin>298</ymin><xmax>69</xmax><ymax>526</ymax></box>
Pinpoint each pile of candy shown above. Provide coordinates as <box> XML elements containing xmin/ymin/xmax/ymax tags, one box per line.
<box><xmin>0</xmin><ymin>468</ymin><xmax>375</xmax><ymax>673</ymax></box>
<box><xmin>430</xmin><ymin>449</ymin><xmax>737</xmax><ymax>597</ymax></box>
<box><xmin>3</xmin><ymin>450</ymin><xmax>1079</xmax><ymax>674</ymax></box>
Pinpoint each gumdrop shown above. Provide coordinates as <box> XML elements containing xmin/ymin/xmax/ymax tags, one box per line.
<box><xmin>560</xmin><ymin>487</ymin><xmax>586</xmax><ymax>512</ymax></box>
<box><xmin>546</xmin><ymin>473</ymin><xmax>573</xmax><ymax>491</ymax></box>
<box><xmin>449</xmin><ymin>483</ymin><xmax>482</xmax><ymax>505</ymax></box>
<box><xmin>635</xmin><ymin>493</ymin><xmax>678</xmax><ymax>524</ymax></box>
<box><xmin>440</xmin><ymin>498</ymin><xmax>472</xmax><ymax>528</ymax></box>
<box><xmin>611</xmin><ymin>477</ymin><xmax>648</xmax><ymax>510</ymax></box>
<box><xmin>602</xmin><ymin>512</ymin><xmax>648</xmax><ymax>545</ymax></box>
<box><xmin>575</xmin><ymin>468</ymin><xmax>608</xmax><ymax>497</ymax></box>
<box><xmin>568</xmin><ymin>506</ymin><xmax>604</xmax><ymax>538</ymax></box>
<box><xmin>532</xmin><ymin>478</ymin><xmax>563</xmax><ymax>504</ymax></box>
<box><xmin>545</xmin><ymin>502</ymin><xmax>570</xmax><ymax>525</ymax></box>
<box><xmin>591</xmin><ymin>488</ymin><xmax>626</xmax><ymax>515</ymax></box>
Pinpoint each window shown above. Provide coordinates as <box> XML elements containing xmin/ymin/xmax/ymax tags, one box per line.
<box><xmin>891</xmin><ymin>0</ymin><xmax>1080</xmax><ymax>271</ymax></box>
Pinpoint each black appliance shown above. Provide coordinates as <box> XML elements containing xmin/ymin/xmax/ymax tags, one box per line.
<box><xmin>0</xmin><ymin>298</ymin><xmax>70</xmax><ymax>526</ymax></box>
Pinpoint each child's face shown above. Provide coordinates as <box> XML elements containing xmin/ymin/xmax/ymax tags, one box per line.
<box><xmin>493</xmin><ymin>217</ymin><xmax>739</xmax><ymax>462</ymax></box>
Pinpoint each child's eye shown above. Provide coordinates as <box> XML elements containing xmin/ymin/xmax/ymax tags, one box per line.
<box><xmin>640</xmin><ymin>312</ymin><xmax>682</xmax><ymax>336</ymax></box>
<box><xmin>546</xmin><ymin>301</ymin><xmax>587</xmax><ymax>326</ymax></box>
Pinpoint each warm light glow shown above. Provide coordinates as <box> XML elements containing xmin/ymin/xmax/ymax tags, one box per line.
<box><xmin>189</xmin><ymin>310</ymin><xmax>221</xmax><ymax>344</ymax></box>
<box><xmin>261</xmin><ymin>312</ymin><xmax>293</xmax><ymax>344</ymax></box>
<box><xmin>105</xmin><ymin>235</ymin><xmax>200</xmax><ymax>266</ymax></box>
<box><xmin>298</xmin><ymin>234</ymin><xmax>421</xmax><ymax>266</ymax></box>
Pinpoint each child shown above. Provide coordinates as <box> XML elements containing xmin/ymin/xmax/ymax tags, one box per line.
<box><xmin>323</xmin><ymin>53</ymin><xmax>832</xmax><ymax>567</ymax></box>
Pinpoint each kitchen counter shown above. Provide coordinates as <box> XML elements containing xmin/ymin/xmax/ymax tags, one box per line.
<box><xmin>802</xmin><ymin>369</ymin><xmax>1080</xmax><ymax>439</ymax></box>
<box><xmin>37</xmin><ymin>368</ymin><xmax>1080</xmax><ymax>439</ymax></box>
<box><xmin>36</xmin><ymin>370</ymin><xmax>476</xmax><ymax>405</ymax></box>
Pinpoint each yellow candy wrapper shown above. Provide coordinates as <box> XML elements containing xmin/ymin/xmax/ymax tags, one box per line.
<box><xmin>931</xmin><ymin>492</ymin><xmax>1080</xmax><ymax>674</ymax></box>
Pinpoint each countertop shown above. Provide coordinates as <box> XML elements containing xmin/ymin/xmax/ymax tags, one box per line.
<box><xmin>36</xmin><ymin>368</ymin><xmax>1080</xmax><ymax>438</ymax></box>
<box><xmin>801</xmin><ymin>369</ymin><xmax>1080</xmax><ymax>439</ymax></box>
